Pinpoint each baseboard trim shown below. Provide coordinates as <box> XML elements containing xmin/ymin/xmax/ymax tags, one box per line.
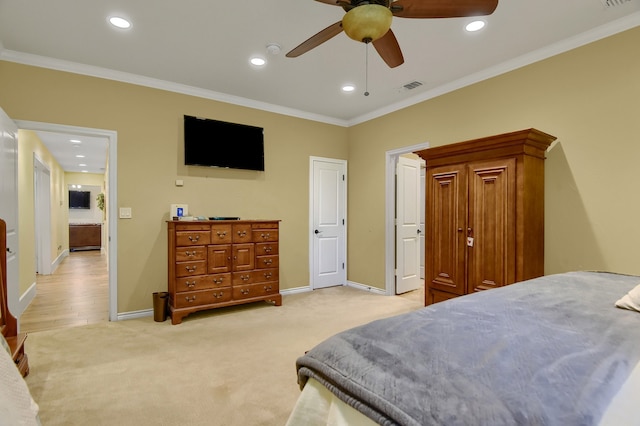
<box><xmin>51</xmin><ymin>250</ymin><xmax>68</xmax><ymax>274</ymax></box>
<box><xmin>280</xmin><ymin>286</ymin><xmax>312</xmax><ymax>296</ymax></box>
<box><xmin>18</xmin><ymin>281</ymin><xmax>37</xmax><ymax>319</ymax></box>
<box><xmin>346</xmin><ymin>281</ymin><xmax>387</xmax><ymax>295</ymax></box>
<box><xmin>117</xmin><ymin>309</ymin><xmax>152</xmax><ymax>321</ymax></box>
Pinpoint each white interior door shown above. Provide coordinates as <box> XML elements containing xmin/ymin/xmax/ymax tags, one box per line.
<box><xmin>395</xmin><ymin>156</ymin><xmax>421</xmax><ymax>294</ymax></box>
<box><xmin>0</xmin><ymin>107</ymin><xmax>20</xmax><ymax>315</ymax></box>
<box><xmin>310</xmin><ymin>157</ymin><xmax>346</xmax><ymax>289</ymax></box>
<box><xmin>34</xmin><ymin>155</ymin><xmax>52</xmax><ymax>274</ymax></box>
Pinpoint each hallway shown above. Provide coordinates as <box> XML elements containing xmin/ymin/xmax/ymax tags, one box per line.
<box><xmin>20</xmin><ymin>251</ymin><xmax>108</xmax><ymax>333</ymax></box>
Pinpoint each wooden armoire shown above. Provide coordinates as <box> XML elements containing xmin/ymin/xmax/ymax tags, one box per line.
<box><xmin>416</xmin><ymin>129</ymin><xmax>556</xmax><ymax>305</ymax></box>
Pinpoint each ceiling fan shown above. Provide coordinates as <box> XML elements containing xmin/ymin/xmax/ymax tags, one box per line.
<box><xmin>286</xmin><ymin>0</ymin><xmax>499</xmax><ymax>68</ymax></box>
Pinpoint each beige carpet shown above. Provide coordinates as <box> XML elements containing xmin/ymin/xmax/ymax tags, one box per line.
<box><xmin>24</xmin><ymin>286</ymin><xmax>423</xmax><ymax>426</ymax></box>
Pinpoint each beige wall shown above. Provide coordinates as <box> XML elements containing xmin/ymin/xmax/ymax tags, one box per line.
<box><xmin>2</xmin><ymin>26</ymin><xmax>639</xmax><ymax>312</ymax></box>
<box><xmin>347</xmin><ymin>26</ymin><xmax>640</xmax><ymax>287</ymax></box>
<box><xmin>16</xmin><ymin>130</ymin><xmax>66</xmax><ymax>296</ymax></box>
<box><xmin>0</xmin><ymin>62</ymin><xmax>349</xmax><ymax>312</ymax></box>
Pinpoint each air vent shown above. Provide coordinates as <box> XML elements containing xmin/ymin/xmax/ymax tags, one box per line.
<box><xmin>401</xmin><ymin>81</ymin><xmax>424</xmax><ymax>91</ymax></box>
<box><xmin>600</xmin><ymin>0</ymin><xmax>631</xmax><ymax>7</ymax></box>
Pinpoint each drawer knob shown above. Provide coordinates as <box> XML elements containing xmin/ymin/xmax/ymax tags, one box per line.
<box><xmin>237</xmin><ymin>230</ymin><xmax>247</xmax><ymax>237</ymax></box>
<box><xmin>213</xmin><ymin>277</ymin><xmax>224</xmax><ymax>284</ymax></box>
<box><xmin>188</xmin><ymin>235</ymin><xmax>200</xmax><ymax>242</ymax></box>
<box><xmin>185</xmin><ymin>295</ymin><xmax>197</xmax><ymax>303</ymax></box>
<box><xmin>214</xmin><ymin>292</ymin><xmax>224</xmax><ymax>299</ymax></box>
<box><xmin>264</xmin><ymin>285</ymin><xmax>272</xmax><ymax>291</ymax></box>
<box><xmin>264</xmin><ymin>272</ymin><xmax>273</xmax><ymax>279</ymax></box>
<box><xmin>261</xmin><ymin>233</ymin><xmax>270</xmax><ymax>240</ymax></box>
<box><xmin>241</xmin><ymin>275</ymin><xmax>250</xmax><ymax>281</ymax></box>
<box><xmin>263</xmin><ymin>259</ymin><xmax>273</xmax><ymax>265</ymax></box>
<box><xmin>185</xmin><ymin>265</ymin><xmax>197</xmax><ymax>272</ymax></box>
<box><xmin>186</xmin><ymin>281</ymin><xmax>196</xmax><ymax>288</ymax></box>
<box><xmin>216</xmin><ymin>231</ymin><xmax>227</xmax><ymax>238</ymax></box>
<box><xmin>264</xmin><ymin>246</ymin><xmax>272</xmax><ymax>253</ymax></box>
<box><xmin>241</xmin><ymin>289</ymin><xmax>250</xmax><ymax>295</ymax></box>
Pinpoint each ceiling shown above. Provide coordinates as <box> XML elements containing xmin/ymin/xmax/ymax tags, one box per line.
<box><xmin>1</xmin><ymin>0</ymin><xmax>639</xmax><ymax>174</ymax></box>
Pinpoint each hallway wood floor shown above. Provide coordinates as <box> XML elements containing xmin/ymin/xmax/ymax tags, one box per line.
<box><xmin>20</xmin><ymin>250</ymin><xmax>108</xmax><ymax>333</ymax></box>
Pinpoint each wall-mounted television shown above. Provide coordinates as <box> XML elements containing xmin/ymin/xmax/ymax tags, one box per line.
<box><xmin>69</xmin><ymin>190</ymin><xmax>91</xmax><ymax>209</ymax></box>
<box><xmin>183</xmin><ymin>115</ymin><xmax>264</xmax><ymax>171</ymax></box>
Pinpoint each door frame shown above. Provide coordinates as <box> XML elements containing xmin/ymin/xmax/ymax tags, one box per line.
<box><xmin>16</xmin><ymin>120</ymin><xmax>119</xmax><ymax>321</ymax></box>
<box><xmin>384</xmin><ymin>142</ymin><xmax>429</xmax><ymax>295</ymax></box>
<box><xmin>309</xmin><ymin>156</ymin><xmax>347</xmax><ymax>290</ymax></box>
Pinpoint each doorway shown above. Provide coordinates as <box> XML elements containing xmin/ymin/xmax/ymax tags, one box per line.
<box><xmin>385</xmin><ymin>142</ymin><xmax>429</xmax><ymax>295</ymax></box>
<box><xmin>15</xmin><ymin>120</ymin><xmax>118</xmax><ymax>322</ymax></box>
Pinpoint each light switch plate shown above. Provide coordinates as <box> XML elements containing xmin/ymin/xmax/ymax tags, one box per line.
<box><xmin>119</xmin><ymin>207</ymin><xmax>132</xmax><ymax>219</ymax></box>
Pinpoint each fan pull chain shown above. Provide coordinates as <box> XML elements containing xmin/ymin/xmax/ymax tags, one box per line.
<box><xmin>364</xmin><ymin>42</ymin><xmax>370</xmax><ymax>97</ymax></box>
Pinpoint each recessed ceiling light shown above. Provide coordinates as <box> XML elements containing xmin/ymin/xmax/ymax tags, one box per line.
<box><xmin>78</xmin><ymin>163</ymin><xmax>87</xmax><ymax>167</ymax></box>
<box><xmin>75</xmin><ymin>154</ymin><xmax>85</xmax><ymax>158</ymax></box>
<box><xmin>81</xmin><ymin>170</ymin><xmax>89</xmax><ymax>173</ymax></box>
<box><xmin>70</xmin><ymin>139</ymin><xmax>82</xmax><ymax>144</ymax></box>
<box><xmin>342</xmin><ymin>84</ymin><xmax>356</xmax><ymax>93</ymax></box>
<box><xmin>465</xmin><ymin>20</ymin><xmax>485</xmax><ymax>32</ymax></box>
<box><xmin>250</xmin><ymin>57</ymin><xmax>266</xmax><ymax>66</ymax></box>
<box><xmin>109</xmin><ymin>16</ymin><xmax>131</xmax><ymax>29</ymax></box>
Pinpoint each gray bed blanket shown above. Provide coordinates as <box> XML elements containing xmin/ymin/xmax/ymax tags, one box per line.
<box><xmin>296</xmin><ymin>272</ymin><xmax>640</xmax><ymax>425</ymax></box>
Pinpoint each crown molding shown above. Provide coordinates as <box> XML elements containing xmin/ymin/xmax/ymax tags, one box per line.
<box><xmin>0</xmin><ymin>48</ymin><xmax>350</xmax><ymax>128</ymax></box>
<box><xmin>2</xmin><ymin>11</ymin><xmax>639</xmax><ymax>128</ymax></box>
<box><xmin>348</xmin><ymin>11</ymin><xmax>640</xmax><ymax>126</ymax></box>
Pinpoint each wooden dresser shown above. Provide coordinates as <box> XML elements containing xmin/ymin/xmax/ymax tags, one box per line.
<box><xmin>416</xmin><ymin>129</ymin><xmax>556</xmax><ymax>305</ymax></box>
<box><xmin>167</xmin><ymin>220</ymin><xmax>282</xmax><ymax>324</ymax></box>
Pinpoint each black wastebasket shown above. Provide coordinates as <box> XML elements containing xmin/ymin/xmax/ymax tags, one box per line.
<box><xmin>152</xmin><ymin>292</ymin><xmax>169</xmax><ymax>322</ymax></box>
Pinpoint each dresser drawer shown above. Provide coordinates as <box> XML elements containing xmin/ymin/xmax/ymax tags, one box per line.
<box><xmin>233</xmin><ymin>268</ymin><xmax>279</xmax><ymax>285</ymax></box>
<box><xmin>256</xmin><ymin>255</ymin><xmax>279</xmax><ymax>269</ymax></box>
<box><xmin>233</xmin><ymin>282</ymin><xmax>279</xmax><ymax>300</ymax></box>
<box><xmin>175</xmin><ymin>260</ymin><xmax>206</xmax><ymax>278</ymax></box>
<box><xmin>176</xmin><ymin>231</ymin><xmax>211</xmax><ymax>247</ymax></box>
<box><xmin>176</xmin><ymin>273</ymin><xmax>231</xmax><ymax>292</ymax></box>
<box><xmin>174</xmin><ymin>288</ymin><xmax>232</xmax><ymax>308</ymax></box>
<box><xmin>252</xmin><ymin>229</ymin><xmax>278</xmax><ymax>242</ymax></box>
<box><xmin>210</xmin><ymin>224</ymin><xmax>232</xmax><ymax>244</ymax></box>
<box><xmin>233</xmin><ymin>223</ymin><xmax>253</xmax><ymax>243</ymax></box>
<box><xmin>175</xmin><ymin>246</ymin><xmax>206</xmax><ymax>262</ymax></box>
<box><xmin>252</xmin><ymin>222</ymin><xmax>279</xmax><ymax>229</ymax></box>
<box><xmin>255</xmin><ymin>242</ymin><xmax>278</xmax><ymax>256</ymax></box>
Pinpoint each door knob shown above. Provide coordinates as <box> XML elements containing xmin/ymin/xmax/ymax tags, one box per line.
<box><xmin>314</xmin><ymin>229</ymin><xmax>321</xmax><ymax>234</ymax></box>
<box><xmin>416</xmin><ymin>229</ymin><xmax>422</xmax><ymax>234</ymax></box>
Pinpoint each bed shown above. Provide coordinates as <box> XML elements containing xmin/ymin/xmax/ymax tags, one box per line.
<box><xmin>286</xmin><ymin>271</ymin><xmax>640</xmax><ymax>426</ymax></box>
<box><xmin>0</xmin><ymin>217</ymin><xmax>40</xmax><ymax>425</ymax></box>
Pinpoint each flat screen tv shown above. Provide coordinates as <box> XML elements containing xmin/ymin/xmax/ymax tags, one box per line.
<box><xmin>69</xmin><ymin>190</ymin><xmax>91</xmax><ymax>209</ymax></box>
<box><xmin>184</xmin><ymin>115</ymin><xmax>264</xmax><ymax>171</ymax></box>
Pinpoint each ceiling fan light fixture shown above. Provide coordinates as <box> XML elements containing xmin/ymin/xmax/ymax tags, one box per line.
<box><xmin>342</xmin><ymin>4</ymin><xmax>392</xmax><ymax>43</ymax></box>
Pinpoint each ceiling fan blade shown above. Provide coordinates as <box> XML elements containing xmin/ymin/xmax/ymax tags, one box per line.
<box><xmin>372</xmin><ymin>29</ymin><xmax>404</xmax><ymax>68</ymax></box>
<box><xmin>391</xmin><ymin>0</ymin><xmax>499</xmax><ymax>18</ymax></box>
<box><xmin>286</xmin><ymin>21</ymin><xmax>344</xmax><ymax>58</ymax></box>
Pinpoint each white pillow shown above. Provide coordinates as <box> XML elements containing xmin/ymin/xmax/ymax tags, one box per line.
<box><xmin>615</xmin><ymin>283</ymin><xmax>640</xmax><ymax>313</ymax></box>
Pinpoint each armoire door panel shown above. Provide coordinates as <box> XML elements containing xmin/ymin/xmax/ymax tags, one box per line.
<box><xmin>426</xmin><ymin>165</ymin><xmax>467</xmax><ymax>295</ymax></box>
<box><xmin>467</xmin><ymin>159</ymin><xmax>516</xmax><ymax>293</ymax></box>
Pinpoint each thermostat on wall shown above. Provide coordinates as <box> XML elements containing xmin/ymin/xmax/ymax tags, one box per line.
<box><xmin>170</xmin><ymin>204</ymin><xmax>188</xmax><ymax>219</ymax></box>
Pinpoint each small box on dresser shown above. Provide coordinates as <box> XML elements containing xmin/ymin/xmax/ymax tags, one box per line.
<box><xmin>167</xmin><ymin>220</ymin><xmax>282</xmax><ymax>324</ymax></box>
